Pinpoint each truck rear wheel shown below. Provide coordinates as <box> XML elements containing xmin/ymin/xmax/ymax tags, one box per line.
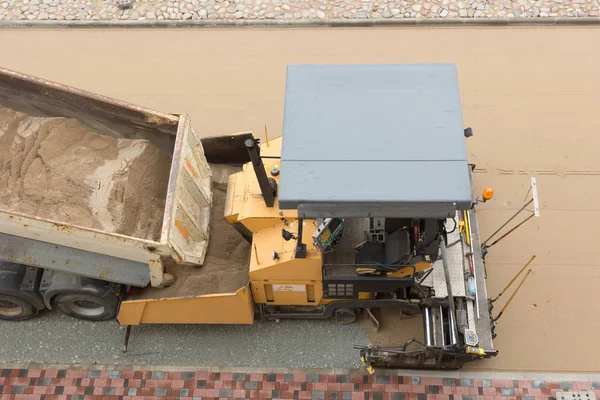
<box><xmin>54</xmin><ymin>293</ymin><xmax>117</xmax><ymax>321</ymax></box>
<box><xmin>0</xmin><ymin>294</ymin><xmax>39</xmax><ymax>321</ymax></box>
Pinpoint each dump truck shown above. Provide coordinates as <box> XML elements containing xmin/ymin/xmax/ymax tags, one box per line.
<box><xmin>0</xmin><ymin>64</ymin><xmax>534</xmax><ymax>369</ymax></box>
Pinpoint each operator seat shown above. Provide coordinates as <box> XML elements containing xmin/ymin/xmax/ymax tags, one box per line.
<box><xmin>354</xmin><ymin>229</ymin><xmax>411</xmax><ymax>266</ymax></box>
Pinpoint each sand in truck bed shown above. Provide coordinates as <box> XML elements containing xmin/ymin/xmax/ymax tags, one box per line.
<box><xmin>132</xmin><ymin>165</ymin><xmax>251</xmax><ymax>299</ymax></box>
<box><xmin>0</xmin><ymin>104</ymin><xmax>171</xmax><ymax>241</ymax></box>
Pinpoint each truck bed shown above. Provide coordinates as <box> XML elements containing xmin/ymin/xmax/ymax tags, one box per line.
<box><xmin>0</xmin><ymin>67</ymin><xmax>212</xmax><ymax>286</ymax></box>
<box><xmin>0</xmin><ymin>103</ymin><xmax>171</xmax><ymax>242</ymax></box>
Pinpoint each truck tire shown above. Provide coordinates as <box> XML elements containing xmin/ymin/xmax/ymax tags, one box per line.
<box><xmin>0</xmin><ymin>294</ymin><xmax>39</xmax><ymax>321</ymax></box>
<box><xmin>54</xmin><ymin>293</ymin><xmax>117</xmax><ymax>321</ymax></box>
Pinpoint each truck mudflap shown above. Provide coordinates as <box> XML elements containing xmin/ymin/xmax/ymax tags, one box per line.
<box><xmin>117</xmin><ymin>285</ymin><xmax>254</xmax><ymax>325</ymax></box>
<box><xmin>356</xmin><ymin>342</ymin><xmax>498</xmax><ymax>371</ymax></box>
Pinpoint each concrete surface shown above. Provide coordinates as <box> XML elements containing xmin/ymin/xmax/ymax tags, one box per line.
<box><xmin>0</xmin><ymin>26</ymin><xmax>599</xmax><ymax>372</ymax></box>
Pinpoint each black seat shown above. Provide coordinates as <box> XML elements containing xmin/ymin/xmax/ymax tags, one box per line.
<box><xmin>384</xmin><ymin>229</ymin><xmax>411</xmax><ymax>265</ymax></box>
<box><xmin>354</xmin><ymin>241</ymin><xmax>385</xmax><ymax>265</ymax></box>
<box><xmin>354</xmin><ymin>229</ymin><xmax>411</xmax><ymax>266</ymax></box>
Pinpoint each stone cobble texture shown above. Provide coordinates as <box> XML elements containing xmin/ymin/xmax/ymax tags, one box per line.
<box><xmin>0</xmin><ymin>0</ymin><xmax>598</xmax><ymax>21</ymax></box>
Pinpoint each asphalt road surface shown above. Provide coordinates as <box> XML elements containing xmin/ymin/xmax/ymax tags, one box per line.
<box><xmin>0</xmin><ymin>310</ymin><xmax>367</xmax><ymax>368</ymax></box>
<box><xmin>0</xmin><ymin>26</ymin><xmax>599</xmax><ymax>372</ymax></box>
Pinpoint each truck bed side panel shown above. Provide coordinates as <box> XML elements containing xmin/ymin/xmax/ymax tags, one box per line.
<box><xmin>0</xmin><ymin>211</ymin><xmax>160</xmax><ymax>264</ymax></box>
<box><xmin>0</xmin><ymin>67</ymin><xmax>179</xmax><ymax>153</ymax></box>
<box><xmin>0</xmin><ymin>232</ymin><xmax>150</xmax><ymax>287</ymax></box>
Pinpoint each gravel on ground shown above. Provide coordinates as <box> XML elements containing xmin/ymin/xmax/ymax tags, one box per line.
<box><xmin>0</xmin><ymin>0</ymin><xmax>598</xmax><ymax>22</ymax></box>
<box><xmin>0</xmin><ymin>311</ymin><xmax>368</xmax><ymax>368</ymax></box>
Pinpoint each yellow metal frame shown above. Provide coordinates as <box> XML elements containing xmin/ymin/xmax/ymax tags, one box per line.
<box><xmin>223</xmin><ymin>135</ymin><xmax>331</xmax><ymax>307</ymax></box>
<box><xmin>463</xmin><ymin>210</ymin><xmax>471</xmax><ymax>246</ymax></box>
<box><xmin>118</xmin><ymin>286</ymin><xmax>254</xmax><ymax>325</ymax></box>
<box><xmin>118</xmin><ymin>132</ymin><xmax>436</xmax><ymax>325</ymax></box>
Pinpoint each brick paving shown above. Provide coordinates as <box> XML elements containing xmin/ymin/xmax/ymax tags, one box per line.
<box><xmin>1</xmin><ymin>366</ymin><xmax>600</xmax><ymax>400</ymax></box>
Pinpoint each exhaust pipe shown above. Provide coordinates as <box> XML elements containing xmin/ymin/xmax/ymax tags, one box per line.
<box><xmin>245</xmin><ymin>138</ymin><xmax>275</xmax><ymax>208</ymax></box>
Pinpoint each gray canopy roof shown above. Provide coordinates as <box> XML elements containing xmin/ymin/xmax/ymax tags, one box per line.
<box><xmin>278</xmin><ymin>64</ymin><xmax>473</xmax><ymax>218</ymax></box>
